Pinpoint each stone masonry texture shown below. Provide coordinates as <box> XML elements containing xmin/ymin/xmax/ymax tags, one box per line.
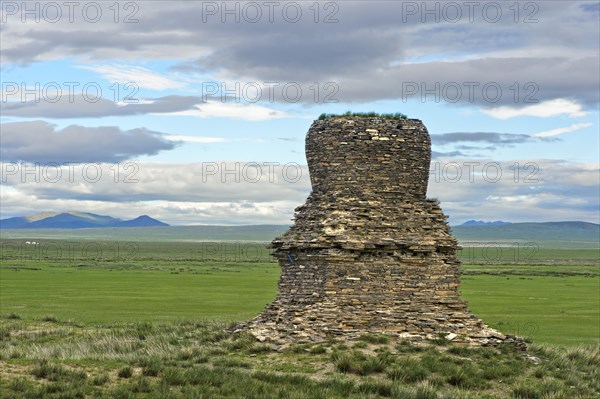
<box><xmin>243</xmin><ymin>116</ymin><xmax>524</xmax><ymax>349</ymax></box>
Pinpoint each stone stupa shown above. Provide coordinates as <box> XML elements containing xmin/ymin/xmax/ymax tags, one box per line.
<box><xmin>245</xmin><ymin>114</ymin><xmax>523</xmax><ymax>349</ymax></box>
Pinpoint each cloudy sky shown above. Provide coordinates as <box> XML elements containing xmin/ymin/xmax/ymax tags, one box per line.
<box><xmin>1</xmin><ymin>1</ymin><xmax>598</xmax><ymax>225</ymax></box>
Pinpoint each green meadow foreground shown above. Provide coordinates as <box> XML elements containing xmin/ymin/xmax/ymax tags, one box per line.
<box><xmin>0</xmin><ymin>239</ymin><xmax>598</xmax><ymax>398</ymax></box>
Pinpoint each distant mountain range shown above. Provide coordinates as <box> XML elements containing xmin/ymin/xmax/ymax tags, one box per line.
<box><xmin>451</xmin><ymin>221</ymin><xmax>599</xmax><ymax>244</ymax></box>
<box><xmin>459</xmin><ymin>220</ymin><xmax>512</xmax><ymax>226</ymax></box>
<box><xmin>0</xmin><ymin>211</ymin><xmax>169</xmax><ymax>229</ymax></box>
<box><xmin>0</xmin><ymin>217</ymin><xmax>597</xmax><ymax>248</ymax></box>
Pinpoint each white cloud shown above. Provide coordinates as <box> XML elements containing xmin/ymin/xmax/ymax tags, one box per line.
<box><xmin>168</xmin><ymin>101</ymin><xmax>290</xmax><ymax>121</ymax></box>
<box><xmin>1</xmin><ymin>162</ymin><xmax>311</xmax><ymax>204</ymax></box>
<box><xmin>0</xmin><ymin>161</ymin><xmax>311</xmax><ymax>224</ymax></box>
<box><xmin>0</xmin><ymin>121</ymin><xmax>176</xmax><ymax>163</ymax></box>
<box><xmin>485</xmin><ymin>194</ymin><xmax>547</xmax><ymax>204</ymax></box>
<box><xmin>480</xmin><ymin>99</ymin><xmax>588</xmax><ymax>120</ymax></box>
<box><xmin>2</xmin><ymin>159</ymin><xmax>598</xmax><ymax>225</ymax></box>
<box><xmin>532</xmin><ymin>123</ymin><xmax>593</xmax><ymax>138</ymax></box>
<box><xmin>166</xmin><ymin>135</ymin><xmax>227</xmax><ymax>143</ymax></box>
<box><xmin>79</xmin><ymin>64</ymin><xmax>187</xmax><ymax>91</ymax></box>
<box><xmin>427</xmin><ymin>158</ymin><xmax>599</xmax><ymax>224</ymax></box>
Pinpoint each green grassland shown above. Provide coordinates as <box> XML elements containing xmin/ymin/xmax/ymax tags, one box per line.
<box><xmin>1</xmin><ymin>239</ymin><xmax>598</xmax><ymax>343</ymax></box>
<box><xmin>0</xmin><ymin>238</ymin><xmax>598</xmax><ymax>398</ymax></box>
<box><xmin>0</xmin><ymin>240</ymin><xmax>279</xmax><ymax>323</ymax></box>
<box><xmin>1</xmin><ymin>318</ymin><xmax>598</xmax><ymax>399</ymax></box>
<box><xmin>0</xmin><ymin>226</ymin><xmax>290</xmax><ymax>242</ymax></box>
<box><xmin>0</xmin><ymin>262</ymin><xmax>278</xmax><ymax>324</ymax></box>
<box><xmin>461</xmin><ymin>275</ymin><xmax>598</xmax><ymax>346</ymax></box>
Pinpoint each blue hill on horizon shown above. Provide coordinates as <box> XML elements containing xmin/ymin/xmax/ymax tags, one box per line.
<box><xmin>450</xmin><ymin>221</ymin><xmax>599</xmax><ymax>244</ymax></box>
<box><xmin>0</xmin><ymin>211</ymin><xmax>169</xmax><ymax>229</ymax></box>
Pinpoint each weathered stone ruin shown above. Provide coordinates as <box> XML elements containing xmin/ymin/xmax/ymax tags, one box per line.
<box><xmin>245</xmin><ymin>115</ymin><xmax>523</xmax><ymax>348</ymax></box>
